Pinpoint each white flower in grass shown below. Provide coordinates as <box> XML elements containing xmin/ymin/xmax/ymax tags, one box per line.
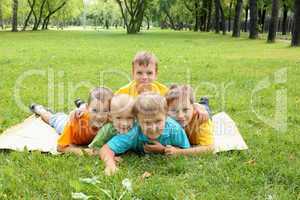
<box><xmin>71</xmin><ymin>192</ymin><xmax>91</xmax><ymax>200</ymax></box>
<box><xmin>266</xmin><ymin>194</ymin><xmax>273</xmax><ymax>200</ymax></box>
<box><xmin>79</xmin><ymin>176</ymin><xmax>100</xmax><ymax>185</ymax></box>
<box><xmin>122</xmin><ymin>178</ymin><xmax>133</xmax><ymax>193</ymax></box>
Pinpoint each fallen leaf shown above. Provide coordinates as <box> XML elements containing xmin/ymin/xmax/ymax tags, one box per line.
<box><xmin>245</xmin><ymin>159</ymin><xmax>256</xmax><ymax>165</ymax></box>
<box><xmin>141</xmin><ymin>171</ymin><xmax>152</xmax><ymax>179</ymax></box>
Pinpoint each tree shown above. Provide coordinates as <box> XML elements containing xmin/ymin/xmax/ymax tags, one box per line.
<box><xmin>214</xmin><ymin>0</ymin><xmax>220</xmax><ymax>33</ymax></box>
<box><xmin>32</xmin><ymin>0</ymin><xmax>47</xmax><ymax>30</ymax></box>
<box><xmin>0</xmin><ymin>1</ymin><xmax>3</xmax><ymax>29</ymax></box>
<box><xmin>249</xmin><ymin>0</ymin><xmax>258</xmax><ymax>38</ymax></box>
<box><xmin>159</xmin><ymin>0</ymin><xmax>177</xmax><ymax>30</ymax></box>
<box><xmin>206</xmin><ymin>0</ymin><xmax>213</xmax><ymax>31</ymax></box>
<box><xmin>281</xmin><ymin>0</ymin><xmax>293</xmax><ymax>35</ymax></box>
<box><xmin>244</xmin><ymin>4</ymin><xmax>249</xmax><ymax>32</ymax></box>
<box><xmin>232</xmin><ymin>0</ymin><xmax>243</xmax><ymax>37</ymax></box>
<box><xmin>291</xmin><ymin>0</ymin><xmax>300</xmax><ymax>46</ymax></box>
<box><xmin>115</xmin><ymin>0</ymin><xmax>146</xmax><ymax>34</ymax></box>
<box><xmin>183</xmin><ymin>0</ymin><xmax>201</xmax><ymax>31</ymax></box>
<box><xmin>267</xmin><ymin>0</ymin><xmax>279</xmax><ymax>42</ymax></box>
<box><xmin>228</xmin><ymin>0</ymin><xmax>233</xmax><ymax>32</ymax></box>
<box><xmin>42</xmin><ymin>0</ymin><xmax>67</xmax><ymax>29</ymax></box>
<box><xmin>219</xmin><ymin>1</ymin><xmax>226</xmax><ymax>34</ymax></box>
<box><xmin>12</xmin><ymin>0</ymin><xmax>18</xmax><ymax>32</ymax></box>
<box><xmin>282</xmin><ymin>1</ymin><xmax>288</xmax><ymax>35</ymax></box>
<box><xmin>22</xmin><ymin>0</ymin><xmax>36</xmax><ymax>31</ymax></box>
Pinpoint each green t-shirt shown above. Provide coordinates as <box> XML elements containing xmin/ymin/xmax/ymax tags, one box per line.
<box><xmin>88</xmin><ymin>123</ymin><xmax>118</xmax><ymax>149</ymax></box>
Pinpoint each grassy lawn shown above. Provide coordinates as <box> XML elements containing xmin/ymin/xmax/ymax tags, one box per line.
<box><xmin>0</xmin><ymin>30</ymin><xmax>299</xmax><ymax>199</ymax></box>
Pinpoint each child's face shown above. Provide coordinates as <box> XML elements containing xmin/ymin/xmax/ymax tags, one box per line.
<box><xmin>167</xmin><ymin>99</ymin><xmax>194</xmax><ymax>128</ymax></box>
<box><xmin>111</xmin><ymin>109</ymin><xmax>135</xmax><ymax>134</ymax></box>
<box><xmin>132</xmin><ymin>63</ymin><xmax>157</xmax><ymax>85</ymax></box>
<box><xmin>137</xmin><ymin>112</ymin><xmax>166</xmax><ymax>140</ymax></box>
<box><xmin>87</xmin><ymin>99</ymin><xmax>110</xmax><ymax>128</ymax></box>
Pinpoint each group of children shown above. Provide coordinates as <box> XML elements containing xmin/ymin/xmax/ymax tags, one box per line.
<box><xmin>30</xmin><ymin>51</ymin><xmax>214</xmax><ymax>175</ymax></box>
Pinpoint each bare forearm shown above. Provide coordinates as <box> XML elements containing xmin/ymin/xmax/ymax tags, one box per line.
<box><xmin>57</xmin><ymin>145</ymin><xmax>85</xmax><ymax>155</ymax></box>
<box><xmin>176</xmin><ymin>145</ymin><xmax>214</xmax><ymax>155</ymax></box>
<box><xmin>100</xmin><ymin>145</ymin><xmax>117</xmax><ymax>169</ymax></box>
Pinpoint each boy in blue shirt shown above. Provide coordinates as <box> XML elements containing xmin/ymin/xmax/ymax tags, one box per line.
<box><xmin>99</xmin><ymin>92</ymin><xmax>190</xmax><ymax>175</ymax></box>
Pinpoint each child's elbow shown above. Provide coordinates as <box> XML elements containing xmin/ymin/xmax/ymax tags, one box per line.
<box><xmin>57</xmin><ymin>145</ymin><xmax>66</xmax><ymax>153</ymax></box>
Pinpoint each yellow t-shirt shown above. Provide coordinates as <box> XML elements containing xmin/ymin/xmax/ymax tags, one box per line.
<box><xmin>185</xmin><ymin>111</ymin><xmax>214</xmax><ymax>146</ymax></box>
<box><xmin>115</xmin><ymin>80</ymin><xmax>169</xmax><ymax>97</ymax></box>
<box><xmin>57</xmin><ymin>112</ymin><xmax>99</xmax><ymax>147</ymax></box>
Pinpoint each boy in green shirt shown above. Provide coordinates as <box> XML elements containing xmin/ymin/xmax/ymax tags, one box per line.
<box><xmin>88</xmin><ymin>94</ymin><xmax>135</xmax><ymax>149</ymax></box>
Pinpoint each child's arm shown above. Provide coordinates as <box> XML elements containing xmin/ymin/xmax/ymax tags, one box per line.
<box><xmin>57</xmin><ymin>145</ymin><xmax>99</xmax><ymax>156</ymax></box>
<box><xmin>164</xmin><ymin>144</ymin><xmax>214</xmax><ymax>156</ymax></box>
<box><xmin>144</xmin><ymin>141</ymin><xmax>166</xmax><ymax>154</ymax></box>
<box><xmin>193</xmin><ymin>103</ymin><xmax>209</xmax><ymax>123</ymax></box>
<box><xmin>99</xmin><ymin>144</ymin><xmax>118</xmax><ymax>176</ymax></box>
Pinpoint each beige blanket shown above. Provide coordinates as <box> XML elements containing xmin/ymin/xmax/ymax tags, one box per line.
<box><xmin>0</xmin><ymin>112</ymin><xmax>248</xmax><ymax>154</ymax></box>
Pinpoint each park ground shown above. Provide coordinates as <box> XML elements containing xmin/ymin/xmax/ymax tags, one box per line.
<box><xmin>0</xmin><ymin>29</ymin><xmax>299</xmax><ymax>199</ymax></box>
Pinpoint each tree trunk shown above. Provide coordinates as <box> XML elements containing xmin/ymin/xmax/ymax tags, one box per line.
<box><xmin>214</xmin><ymin>0</ymin><xmax>220</xmax><ymax>33</ymax></box>
<box><xmin>12</xmin><ymin>0</ymin><xmax>18</xmax><ymax>32</ymax></box>
<box><xmin>232</xmin><ymin>0</ymin><xmax>243</xmax><ymax>37</ymax></box>
<box><xmin>206</xmin><ymin>0</ymin><xmax>212</xmax><ymax>31</ymax></box>
<box><xmin>116</xmin><ymin>0</ymin><xmax>146</xmax><ymax>34</ymax></box>
<box><xmin>291</xmin><ymin>0</ymin><xmax>300</xmax><ymax>46</ymax></box>
<box><xmin>32</xmin><ymin>0</ymin><xmax>47</xmax><ymax>30</ymax></box>
<box><xmin>249</xmin><ymin>0</ymin><xmax>258</xmax><ymax>39</ymax></box>
<box><xmin>22</xmin><ymin>0</ymin><xmax>36</xmax><ymax>31</ymax></box>
<box><xmin>267</xmin><ymin>0</ymin><xmax>279</xmax><ymax>42</ymax></box>
<box><xmin>228</xmin><ymin>0</ymin><xmax>233</xmax><ymax>32</ymax></box>
<box><xmin>282</xmin><ymin>4</ymin><xmax>288</xmax><ymax>35</ymax></box>
<box><xmin>146</xmin><ymin>16</ymin><xmax>150</xmax><ymax>30</ymax></box>
<box><xmin>42</xmin><ymin>1</ymin><xmax>67</xmax><ymax>30</ymax></box>
<box><xmin>194</xmin><ymin>1</ymin><xmax>200</xmax><ymax>31</ymax></box>
<box><xmin>244</xmin><ymin>5</ymin><xmax>249</xmax><ymax>32</ymax></box>
<box><xmin>219</xmin><ymin>2</ymin><xmax>226</xmax><ymax>34</ymax></box>
<box><xmin>0</xmin><ymin>2</ymin><xmax>3</xmax><ymax>29</ymax></box>
<box><xmin>201</xmin><ymin>0</ymin><xmax>208</xmax><ymax>31</ymax></box>
<box><xmin>164</xmin><ymin>7</ymin><xmax>176</xmax><ymax>30</ymax></box>
<box><xmin>260</xmin><ymin>5</ymin><xmax>267</xmax><ymax>32</ymax></box>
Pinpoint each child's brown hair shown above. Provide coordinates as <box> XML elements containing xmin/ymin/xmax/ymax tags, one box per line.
<box><xmin>132</xmin><ymin>51</ymin><xmax>158</xmax><ymax>71</ymax></box>
<box><xmin>133</xmin><ymin>92</ymin><xmax>167</xmax><ymax>116</ymax></box>
<box><xmin>88</xmin><ymin>87</ymin><xmax>113</xmax><ymax>105</ymax></box>
<box><xmin>165</xmin><ymin>84</ymin><xmax>195</xmax><ymax>106</ymax></box>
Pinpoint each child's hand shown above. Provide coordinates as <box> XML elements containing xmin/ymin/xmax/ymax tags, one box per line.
<box><xmin>114</xmin><ymin>156</ymin><xmax>123</xmax><ymax>163</ymax></box>
<box><xmin>144</xmin><ymin>141</ymin><xmax>165</xmax><ymax>154</ymax></box>
<box><xmin>136</xmin><ymin>83</ymin><xmax>152</xmax><ymax>94</ymax></box>
<box><xmin>72</xmin><ymin>104</ymin><xmax>87</xmax><ymax>120</ymax></box>
<box><xmin>194</xmin><ymin>103</ymin><xmax>209</xmax><ymax>123</ymax></box>
<box><xmin>164</xmin><ymin>145</ymin><xmax>179</xmax><ymax>155</ymax></box>
<box><xmin>104</xmin><ymin>165</ymin><xmax>118</xmax><ymax>176</ymax></box>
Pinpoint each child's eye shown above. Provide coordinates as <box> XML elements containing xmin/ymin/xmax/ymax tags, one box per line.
<box><xmin>169</xmin><ymin>109</ymin><xmax>177</xmax><ymax>113</ymax></box>
<box><xmin>137</xmin><ymin>71</ymin><xmax>143</xmax><ymax>75</ymax></box>
<box><xmin>147</xmin><ymin>71</ymin><xmax>153</xmax><ymax>75</ymax></box>
<box><xmin>92</xmin><ymin>109</ymin><xmax>97</xmax><ymax>112</ymax></box>
<box><xmin>116</xmin><ymin>116</ymin><xmax>121</xmax><ymax>120</ymax></box>
<box><xmin>183</xmin><ymin>108</ymin><xmax>190</xmax><ymax>112</ymax></box>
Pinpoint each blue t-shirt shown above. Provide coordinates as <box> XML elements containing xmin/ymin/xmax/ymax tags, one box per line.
<box><xmin>107</xmin><ymin>117</ymin><xmax>190</xmax><ymax>154</ymax></box>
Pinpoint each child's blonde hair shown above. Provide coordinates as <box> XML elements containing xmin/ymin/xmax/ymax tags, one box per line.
<box><xmin>110</xmin><ymin>94</ymin><xmax>135</xmax><ymax>114</ymax></box>
<box><xmin>88</xmin><ymin>87</ymin><xmax>113</xmax><ymax>105</ymax></box>
<box><xmin>132</xmin><ymin>51</ymin><xmax>158</xmax><ymax>71</ymax></box>
<box><xmin>165</xmin><ymin>84</ymin><xmax>195</xmax><ymax>106</ymax></box>
<box><xmin>133</xmin><ymin>92</ymin><xmax>167</xmax><ymax>115</ymax></box>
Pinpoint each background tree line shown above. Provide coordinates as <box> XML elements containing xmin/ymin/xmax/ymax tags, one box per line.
<box><xmin>0</xmin><ymin>0</ymin><xmax>299</xmax><ymax>46</ymax></box>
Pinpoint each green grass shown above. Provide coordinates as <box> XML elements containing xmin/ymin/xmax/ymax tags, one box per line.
<box><xmin>0</xmin><ymin>30</ymin><xmax>300</xmax><ymax>199</ymax></box>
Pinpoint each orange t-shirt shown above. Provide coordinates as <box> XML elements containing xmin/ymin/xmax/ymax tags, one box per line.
<box><xmin>57</xmin><ymin>112</ymin><xmax>99</xmax><ymax>147</ymax></box>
